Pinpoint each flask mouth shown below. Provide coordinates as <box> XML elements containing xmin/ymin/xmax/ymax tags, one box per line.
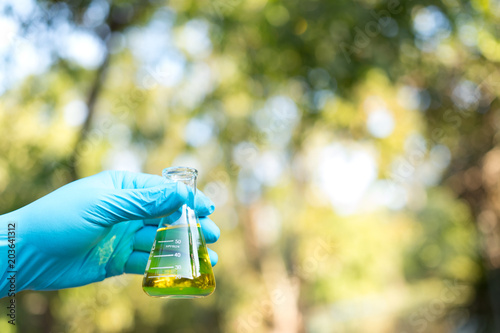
<box><xmin>163</xmin><ymin>166</ymin><xmax>198</xmax><ymax>182</ymax></box>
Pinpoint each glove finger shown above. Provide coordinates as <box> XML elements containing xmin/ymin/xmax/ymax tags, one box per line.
<box><xmin>143</xmin><ymin>218</ymin><xmax>162</xmax><ymax>226</ymax></box>
<box><xmin>199</xmin><ymin>217</ymin><xmax>220</xmax><ymax>244</ymax></box>
<box><xmin>142</xmin><ymin>191</ymin><xmax>214</xmax><ymax>226</ymax></box>
<box><xmin>195</xmin><ymin>190</ymin><xmax>215</xmax><ymax>217</ymax></box>
<box><xmin>111</xmin><ymin>171</ymin><xmax>166</xmax><ymax>189</ymax></box>
<box><xmin>112</xmin><ymin>171</ymin><xmax>215</xmax><ymax>217</ymax></box>
<box><xmin>97</xmin><ymin>182</ymin><xmax>189</xmax><ymax>223</ymax></box>
<box><xmin>208</xmin><ymin>248</ymin><xmax>218</xmax><ymax>267</ymax></box>
<box><xmin>133</xmin><ymin>226</ymin><xmax>157</xmax><ymax>252</ymax></box>
<box><xmin>124</xmin><ymin>251</ymin><xmax>149</xmax><ymax>275</ymax></box>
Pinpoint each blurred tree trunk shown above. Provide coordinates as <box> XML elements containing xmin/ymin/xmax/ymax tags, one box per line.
<box><xmin>242</xmin><ymin>202</ymin><xmax>302</xmax><ymax>333</ymax></box>
<box><xmin>441</xmin><ymin>108</ymin><xmax>500</xmax><ymax>331</ymax></box>
<box><xmin>66</xmin><ymin>2</ymin><xmax>150</xmax><ymax>180</ymax></box>
<box><xmin>67</xmin><ymin>54</ymin><xmax>110</xmax><ymax>181</ymax></box>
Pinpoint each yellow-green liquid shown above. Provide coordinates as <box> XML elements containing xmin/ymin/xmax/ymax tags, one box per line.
<box><xmin>142</xmin><ymin>224</ymin><xmax>215</xmax><ymax>298</ymax></box>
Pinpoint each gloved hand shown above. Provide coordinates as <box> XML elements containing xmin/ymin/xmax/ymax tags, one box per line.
<box><xmin>0</xmin><ymin>170</ymin><xmax>220</xmax><ymax>297</ymax></box>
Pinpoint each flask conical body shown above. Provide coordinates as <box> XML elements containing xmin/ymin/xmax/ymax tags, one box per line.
<box><xmin>142</xmin><ymin>167</ymin><xmax>216</xmax><ymax>298</ymax></box>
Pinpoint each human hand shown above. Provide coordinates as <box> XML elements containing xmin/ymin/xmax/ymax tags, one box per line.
<box><xmin>0</xmin><ymin>170</ymin><xmax>219</xmax><ymax>297</ymax></box>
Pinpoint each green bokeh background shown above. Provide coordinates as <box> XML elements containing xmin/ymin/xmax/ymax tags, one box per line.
<box><xmin>1</xmin><ymin>0</ymin><xmax>499</xmax><ymax>331</ymax></box>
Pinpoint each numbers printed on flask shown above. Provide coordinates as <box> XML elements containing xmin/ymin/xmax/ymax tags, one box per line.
<box><xmin>174</xmin><ymin>252</ymin><xmax>181</xmax><ymax>257</ymax></box>
<box><xmin>175</xmin><ymin>239</ymin><xmax>181</xmax><ymax>244</ymax></box>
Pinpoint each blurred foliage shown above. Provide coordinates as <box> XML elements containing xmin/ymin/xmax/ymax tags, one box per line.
<box><xmin>0</xmin><ymin>0</ymin><xmax>499</xmax><ymax>331</ymax></box>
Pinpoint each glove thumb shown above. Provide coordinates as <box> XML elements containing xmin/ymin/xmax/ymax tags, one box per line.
<box><xmin>91</xmin><ymin>182</ymin><xmax>189</xmax><ymax>224</ymax></box>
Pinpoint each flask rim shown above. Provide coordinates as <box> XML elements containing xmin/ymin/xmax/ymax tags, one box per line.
<box><xmin>162</xmin><ymin>166</ymin><xmax>198</xmax><ymax>180</ymax></box>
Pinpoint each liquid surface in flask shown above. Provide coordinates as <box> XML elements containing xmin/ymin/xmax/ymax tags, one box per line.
<box><xmin>142</xmin><ymin>166</ymin><xmax>216</xmax><ymax>298</ymax></box>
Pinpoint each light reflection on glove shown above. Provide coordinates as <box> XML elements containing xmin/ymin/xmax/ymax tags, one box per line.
<box><xmin>0</xmin><ymin>170</ymin><xmax>219</xmax><ymax>297</ymax></box>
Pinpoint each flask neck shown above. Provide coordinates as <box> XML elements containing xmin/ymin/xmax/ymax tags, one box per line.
<box><xmin>163</xmin><ymin>167</ymin><xmax>198</xmax><ymax>208</ymax></box>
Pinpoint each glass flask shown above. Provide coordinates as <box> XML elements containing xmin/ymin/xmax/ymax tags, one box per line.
<box><xmin>142</xmin><ymin>167</ymin><xmax>216</xmax><ymax>298</ymax></box>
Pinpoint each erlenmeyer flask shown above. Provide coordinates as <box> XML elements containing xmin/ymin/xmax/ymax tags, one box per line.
<box><xmin>142</xmin><ymin>167</ymin><xmax>216</xmax><ymax>298</ymax></box>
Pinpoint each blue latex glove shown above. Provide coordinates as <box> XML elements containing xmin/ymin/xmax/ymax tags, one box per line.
<box><xmin>0</xmin><ymin>170</ymin><xmax>220</xmax><ymax>297</ymax></box>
